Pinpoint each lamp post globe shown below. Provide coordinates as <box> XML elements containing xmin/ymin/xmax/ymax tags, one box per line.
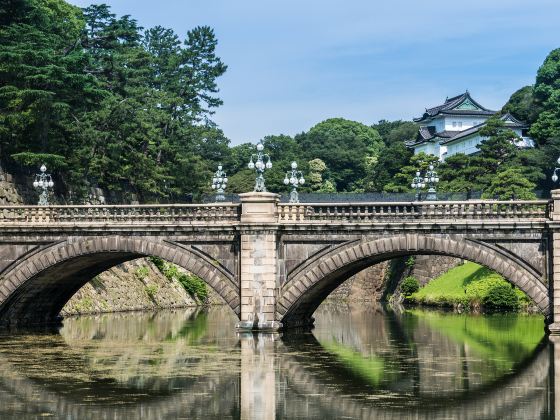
<box><xmin>33</xmin><ymin>164</ymin><xmax>54</xmax><ymax>205</ymax></box>
<box><xmin>211</xmin><ymin>164</ymin><xmax>228</xmax><ymax>202</ymax></box>
<box><xmin>552</xmin><ymin>156</ymin><xmax>560</xmax><ymax>185</ymax></box>
<box><xmin>425</xmin><ymin>163</ymin><xmax>439</xmax><ymax>201</ymax></box>
<box><xmin>248</xmin><ymin>141</ymin><xmax>272</xmax><ymax>192</ymax></box>
<box><xmin>285</xmin><ymin>161</ymin><xmax>305</xmax><ymax>203</ymax></box>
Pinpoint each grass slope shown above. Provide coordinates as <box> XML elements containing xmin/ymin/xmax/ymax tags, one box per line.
<box><xmin>410</xmin><ymin>261</ymin><xmax>529</xmax><ymax>308</ymax></box>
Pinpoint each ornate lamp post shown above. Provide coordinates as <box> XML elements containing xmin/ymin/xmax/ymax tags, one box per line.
<box><xmin>424</xmin><ymin>164</ymin><xmax>440</xmax><ymax>201</ymax></box>
<box><xmin>283</xmin><ymin>161</ymin><xmax>305</xmax><ymax>203</ymax></box>
<box><xmin>411</xmin><ymin>170</ymin><xmax>425</xmax><ymax>201</ymax></box>
<box><xmin>248</xmin><ymin>141</ymin><xmax>272</xmax><ymax>192</ymax></box>
<box><xmin>211</xmin><ymin>164</ymin><xmax>228</xmax><ymax>202</ymax></box>
<box><xmin>32</xmin><ymin>164</ymin><xmax>54</xmax><ymax>205</ymax></box>
<box><xmin>552</xmin><ymin>157</ymin><xmax>560</xmax><ymax>184</ymax></box>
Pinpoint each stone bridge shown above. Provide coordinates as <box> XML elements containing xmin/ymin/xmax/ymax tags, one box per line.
<box><xmin>1</xmin><ymin>191</ymin><xmax>560</xmax><ymax>331</ymax></box>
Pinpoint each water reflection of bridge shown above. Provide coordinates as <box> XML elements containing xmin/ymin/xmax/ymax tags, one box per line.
<box><xmin>0</xmin><ymin>307</ymin><xmax>553</xmax><ymax>419</ymax></box>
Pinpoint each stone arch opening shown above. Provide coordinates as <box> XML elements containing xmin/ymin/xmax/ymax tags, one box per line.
<box><xmin>0</xmin><ymin>236</ymin><xmax>240</xmax><ymax>328</ymax></box>
<box><xmin>277</xmin><ymin>234</ymin><xmax>549</xmax><ymax>328</ymax></box>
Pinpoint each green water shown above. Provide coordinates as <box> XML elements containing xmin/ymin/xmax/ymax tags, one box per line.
<box><xmin>0</xmin><ymin>304</ymin><xmax>552</xmax><ymax>419</ymax></box>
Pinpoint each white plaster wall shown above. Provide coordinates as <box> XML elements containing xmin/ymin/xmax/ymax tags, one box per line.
<box><xmin>443</xmin><ymin>115</ymin><xmax>489</xmax><ymax>131</ymax></box>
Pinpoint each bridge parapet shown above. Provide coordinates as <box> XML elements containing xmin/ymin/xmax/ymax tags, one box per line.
<box><xmin>278</xmin><ymin>200</ymin><xmax>551</xmax><ymax>223</ymax></box>
<box><xmin>0</xmin><ymin>203</ymin><xmax>241</xmax><ymax>224</ymax></box>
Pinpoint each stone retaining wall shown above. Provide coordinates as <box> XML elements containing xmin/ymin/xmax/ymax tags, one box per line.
<box><xmin>327</xmin><ymin>262</ymin><xmax>390</xmax><ymax>302</ymax></box>
<box><xmin>61</xmin><ymin>258</ymin><xmax>199</xmax><ymax>315</ymax></box>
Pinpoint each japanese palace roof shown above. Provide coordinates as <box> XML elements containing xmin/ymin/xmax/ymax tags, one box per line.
<box><xmin>413</xmin><ymin>91</ymin><xmax>496</xmax><ymax>123</ymax></box>
<box><xmin>406</xmin><ymin>113</ymin><xmax>527</xmax><ymax>148</ymax></box>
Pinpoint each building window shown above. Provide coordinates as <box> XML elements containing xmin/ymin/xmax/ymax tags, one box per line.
<box><xmin>452</xmin><ymin>122</ymin><xmax>457</xmax><ymax>127</ymax></box>
<box><xmin>458</xmin><ymin>121</ymin><xmax>463</xmax><ymax>128</ymax></box>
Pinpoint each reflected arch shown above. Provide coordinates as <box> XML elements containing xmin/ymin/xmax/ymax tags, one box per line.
<box><xmin>277</xmin><ymin>234</ymin><xmax>549</xmax><ymax>327</ymax></box>
<box><xmin>0</xmin><ymin>236</ymin><xmax>240</xmax><ymax>327</ymax></box>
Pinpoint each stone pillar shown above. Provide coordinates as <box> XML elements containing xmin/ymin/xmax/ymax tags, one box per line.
<box><xmin>237</xmin><ymin>192</ymin><xmax>282</xmax><ymax>331</ymax></box>
<box><xmin>239</xmin><ymin>332</ymin><xmax>278</xmax><ymax>420</ymax></box>
<box><xmin>549</xmin><ymin>190</ymin><xmax>560</xmax><ymax>334</ymax></box>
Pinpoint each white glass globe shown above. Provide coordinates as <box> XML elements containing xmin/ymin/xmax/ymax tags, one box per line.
<box><xmin>266</xmin><ymin>161</ymin><xmax>272</xmax><ymax>169</ymax></box>
<box><xmin>416</xmin><ymin>171</ymin><xmax>420</xmax><ymax>177</ymax></box>
<box><xmin>290</xmin><ymin>177</ymin><xmax>296</xmax><ymax>185</ymax></box>
<box><xmin>38</xmin><ymin>180</ymin><xmax>44</xmax><ymax>187</ymax></box>
<box><xmin>256</xmin><ymin>143</ymin><xmax>264</xmax><ymax>151</ymax></box>
<box><xmin>299</xmin><ymin>178</ymin><xmax>305</xmax><ymax>185</ymax></box>
<box><xmin>435</xmin><ymin>177</ymin><xmax>440</xmax><ymax>183</ymax></box>
<box><xmin>248</xmin><ymin>161</ymin><xmax>255</xmax><ymax>169</ymax></box>
<box><xmin>411</xmin><ymin>183</ymin><xmax>415</xmax><ymax>189</ymax></box>
<box><xmin>40</xmin><ymin>164</ymin><xmax>46</xmax><ymax>173</ymax></box>
<box><xmin>429</xmin><ymin>164</ymin><xmax>434</xmax><ymax>171</ymax></box>
<box><xmin>291</xmin><ymin>161</ymin><xmax>297</xmax><ymax>169</ymax></box>
<box><xmin>224</xmin><ymin>177</ymin><xmax>228</xmax><ymax>183</ymax></box>
<box><xmin>218</xmin><ymin>177</ymin><xmax>223</xmax><ymax>183</ymax></box>
<box><xmin>48</xmin><ymin>181</ymin><xmax>54</xmax><ymax>187</ymax></box>
<box><xmin>554</xmin><ymin>173</ymin><xmax>559</xmax><ymax>183</ymax></box>
<box><xmin>283</xmin><ymin>178</ymin><xmax>289</xmax><ymax>185</ymax></box>
<box><xmin>221</xmin><ymin>184</ymin><xmax>226</xmax><ymax>189</ymax></box>
<box><xmin>33</xmin><ymin>181</ymin><xmax>39</xmax><ymax>188</ymax></box>
<box><xmin>211</xmin><ymin>184</ymin><xmax>216</xmax><ymax>189</ymax></box>
<box><xmin>218</xmin><ymin>165</ymin><xmax>222</xmax><ymax>171</ymax></box>
<box><xmin>213</xmin><ymin>177</ymin><xmax>217</xmax><ymax>183</ymax></box>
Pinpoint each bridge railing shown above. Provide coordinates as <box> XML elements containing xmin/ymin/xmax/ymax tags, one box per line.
<box><xmin>278</xmin><ymin>200</ymin><xmax>551</xmax><ymax>223</ymax></box>
<box><xmin>0</xmin><ymin>204</ymin><xmax>242</xmax><ymax>224</ymax></box>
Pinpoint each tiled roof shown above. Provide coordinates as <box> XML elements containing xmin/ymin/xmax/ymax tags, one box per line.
<box><xmin>406</xmin><ymin>129</ymin><xmax>461</xmax><ymax>147</ymax></box>
<box><xmin>413</xmin><ymin>91</ymin><xmax>496</xmax><ymax>122</ymax></box>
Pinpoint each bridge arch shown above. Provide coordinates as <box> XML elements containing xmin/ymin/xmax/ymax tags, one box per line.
<box><xmin>0</xmin><ymin>236</ymin><xmax>240</xmax><ymax>327</ymax></box>
<box><xmin>277</xmin><ymin>234</ymin><xmax>549</xmax><ymax>327</ymax></box>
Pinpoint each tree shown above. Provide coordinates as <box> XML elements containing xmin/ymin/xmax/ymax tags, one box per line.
<box><xmin>437</xmin><ymin>153</ymin><xmax>485</xmax><ymax>193</ymax></box>
<box><xmin>373</xmin><ymin>120</ymin><xmax>418</xmax><ymax>146</ymax></box>
<box><xmin>482</xmin><ymin>167</ymin><xmax>537</xmax><ymax>200</ymax></box>
<box><xmin>0</xmin><ymin>0</ymin><xmax>98</xmax><ymax>173</ymax></box>
<box><xmin>307</xmin><ymin>158</ymin><xmax>336</xmax><ymax>192</ymax></box>
<box><xmin>384</xmin><ymin>152</ymin><xmax>439</xmax><ymax>193</ymax></box>
<box><xmin>299</xmin><ymin>118</ymin><xmax>383</xmax><ymax>191</ymax></box>
<box><xmin>502</xmin><ymin>85</ymin><xmax>539</xmax><ymax>124</ymax></box>
<box><xmin>367</xmin><ymin>141</ymin><xmax>412</xmax><ymax>191</ymax></box>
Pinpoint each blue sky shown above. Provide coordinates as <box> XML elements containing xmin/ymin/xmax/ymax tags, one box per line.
<box><xmin>69</xmin><ymin>0</ymin><xmax>560</xmax><ymax>144</ymax></box>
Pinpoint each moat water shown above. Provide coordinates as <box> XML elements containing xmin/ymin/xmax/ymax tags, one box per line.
<box><xmin>0</xmin><ymin>304</ymin><xmax>553</xmax><ymax>419</ymax></box>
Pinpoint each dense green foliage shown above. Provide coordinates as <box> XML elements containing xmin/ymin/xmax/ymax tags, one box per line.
<box><xmin>149</xmin><ymin>256</ymin><xmax>208</xmax><ymax>301</ymax></box>
<box><xmin>410</xmin><ymin>262</ymin><xmax>529</xmax><ymax>310</ymax></box>
<box><xmin>0</xmin><ymin>0</ymin><xmax>228</xmax><ymax>201</ymax></box>
<box><xmin>482</xmin><ymin>284</ymin><xmax>519</xmax><ymax>311</ymax></box>
<box><xmin>400</xmin><ymin>276</ymin><xmax>419</xmax><ymax>296</ymax></box>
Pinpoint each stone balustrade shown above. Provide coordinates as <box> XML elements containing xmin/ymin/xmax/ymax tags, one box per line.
<box><xmin>0</xmin><ymin>200</ymin><xmax>551</xmax><ymax>225</ymax></box>
<box><xmin>278</xmin><ymin>200</ymin><xmax>551</xmax><ymax>223</ymax></box>
<box><xmin>0</xmin><ymin>203</ymin><xmax>242</xmax><ymax>224</ymax></box>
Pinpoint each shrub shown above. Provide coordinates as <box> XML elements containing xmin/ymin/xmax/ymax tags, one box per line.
<box><xmin>405</xmin><ymin>256</ymin><xmax>415</xmax><ymax>268</ymax></box>
<box><xmin>177</xmin><ymin>273</ymin><xmax>208</xmax><ymax>302</ymax></box>
<box><xmin>483</xmin><ymin>284</ymin><xmax>519</xmax><ymax>311</ymax></box>
<box><xmin>145</xmin><ymin>284</ymin><xmax>158</xmax><ymax>299</ymax></box>
<box><xmin>149</xmin><ymin>256</ymin><xmax>208</xmax><ymax>302</ymax></box>
<box><xmin>135</xmin><ymin>266</ymin><xmax>150</xmax><ymax>280</ymax></box>
<box><xmin>401</xmin><ymin>276</ymin><xmax>420</xmax><ymax>296</ymax></box>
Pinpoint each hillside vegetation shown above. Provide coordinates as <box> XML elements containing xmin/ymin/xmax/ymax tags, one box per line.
<box><xmin>408</xmin><ymin>262</ymin><xmax>530</xmax><ymax>310</ymax></box>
